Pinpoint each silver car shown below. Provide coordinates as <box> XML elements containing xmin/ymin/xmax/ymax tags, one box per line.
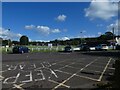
<box><xmin>95</xmin><ymin>44</ymin><xmax>108</xmax><ymax>51</ymax></box>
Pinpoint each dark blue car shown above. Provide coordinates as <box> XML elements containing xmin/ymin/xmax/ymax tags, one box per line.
<box><xmin>13</xmin><ymin>46</ymin><xmax>29</xmax><ymax>54</ymax></box>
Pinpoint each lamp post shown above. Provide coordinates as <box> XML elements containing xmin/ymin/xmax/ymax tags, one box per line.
<box><xmin>7</xmin><ymin>29</ymin><xmax>10</xmax><ymax>47</ymax></box>
<box><xmin>112</xmin><ymin>27</ymin><xmax>115</xmax><ymax>50</ymax></box>
<box><xmin>80</xmin><ymin>31</ymin><xmax>83</xmax><ymax>45</ymax></box>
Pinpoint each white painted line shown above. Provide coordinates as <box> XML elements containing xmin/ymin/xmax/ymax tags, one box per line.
<box><xmin>67</xmin><ymin>65</ymin><xmax>80</xmax><ymax>70</ymax></box>
<box><xmin>46</xmin><ymin>62</ymin><xmax>52</xmax><ymax>67</ymax></box>
<box><xmin>52</xmin><ymin>63</ymin><xmax>57</xmax><ymax>65</ymax></box>
<box><xmin>19</xmin><ymin>65</ymin><xmax>25</xmax><ymax>70</ymax></box>
<box><xmin>41</xmin><ymin>63</ymin><xmax>45</xmax><ymax>68</ymax></box>
<box><xmin>75</xmin><ymin>74</ymin><xmax>98</xmax><ymax>81</ymax></box>
<box><xmin>55</xmin><ymin>69</ymin><xmax>98</xmax><ymax>81</ymax></box>
<box><xmin>97</xmin><ymin>58</ymin><xmax>112</xmax><ymax>82</ymax></box>
<box><xmin>13</xmin><ymin>83</ymin><xmax>25</xmax><ymax>90</ymax></box>
<box><xmin>3</xmin><ymin>73</ymin><xmax>20</xmax><ymax>84</ymax></box>
<box><xmin>0</xmin><ymin>70</ymin><xmax>8</xmax><ymax>73</ymax></box>
<box><xmin>48</xmin><ymin>69</ymin><xmax>58</xmax><ymax>79</ymax></box>
<box><xmin>21</xmin><ymin>71</ymin><xmax>33</xmax><ymax>83</ymax></box>
<box><xmin>33</xmin><ymin>64</ymin><xmax>36</xmax><ymax>68</ymax></box>
<box><xmin>108</xmin><ymin>67</ymin><xmax>115</xmax><ymax>70</ymax></box>
<box><xmin>0</xmin><ymin>75</ymin><xmax>4</xmax><ymax>78</ymax></box>
<box><xmin>58</xmin><ymin>62</ymin><xmax>75</xmax><ymax>70</ymax></box>
<box><xmin>8</xmin><ymin>65</ymin><xmax>18</xmax><ymax>71</ymax></box>
<box><xmin>51</xmin><ymin>60</ymin><xmax>67</xmax><ymax>66</ymax></box>
<box><xmin>49</xmin><ymin>79</ymin><xmax>70</xmax><ymax>88</ymax></box>
<box><xmin>35</xmin><ymin>70</ymin><xmax>45</xmax><ymax>81</ymax></box>
<box><xmin>0</xmin><ymin>75</ymin><xmax>4</xmax><ymax>81</ymax></box>
<box><xmin>55</xmin><ymin>70</ymin><xmax>72</xmax><ymax>75</ymax></box>
<box><xmin>52</xmin><ymin>59</ymin><xmax>98</xmax><ymax>90</ymax></box>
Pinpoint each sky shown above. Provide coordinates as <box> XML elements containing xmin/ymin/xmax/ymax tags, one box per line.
<box><xmin>1</xmin><ymin>0</ymin><xmax>119</xmax><ymax>41</ymax></box>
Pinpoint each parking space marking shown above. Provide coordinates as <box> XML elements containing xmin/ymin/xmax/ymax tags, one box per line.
<box><xmin>3</xmin><ymin>73</ymin><xmax>20</xmax><ymax>84</ymax></box>
<box><xmin>52</xmin><ymin>59</ymin><xmax>98</xmax><ymax>90</ymax></box>
<box><xmin>0</xmin><ymin>75</ymin><xmax>4</xmax><ymax>81</ymax></box>
<box><xmin>0</xmin><ymin>70</ymin><xmax>8</xmax><ymax>73</ymax></box>
<box><xmin>49</xmin><ymin>79</ymin><xmax>70</xmax><ymax>88</ymax></box>
<box><xmin>55</xmin><ymin>69</ymin><xmax>98</xmax><ymax>82</ymax></box>
<box><xmin>58</xmin><ymin>62</ymin><xmax>75</xmax><ymax>70</ymax></box>
<box><xmin>13</xmin><ymin>83</ymin><xmax>25</xmax><ymax>90</ymax></box>
<box><xmin>87</xmin><ymin>64</ymin><xmax>106</xmax><ymax>68</ymax></box>
<box><xmin>108</xmin><ymin>67</ymin><xmax>115</xmax><ymax>70</ymax></box>
<box><xmin>51</xmin><ymin>60</ymin><xmax>68</xmax><ymax>66</ymax></box>
<box><xmin>97</xmin><ymin>58</ymin><xmax>112</xmax><ymax>81</ymax></box>
<box><xmin>21</xmin><ymin>71</ymin><xmax>33</xmax><ymax>83</ymax></box>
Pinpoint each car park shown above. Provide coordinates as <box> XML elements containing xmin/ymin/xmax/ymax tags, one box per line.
<box><xmin>12</xmin><ymin>46</ymin><xmax>30</xmax><ymax>54</ymax></box>
<box><xmin>95</xmin><ymin>44</ymin><xmax>108</xmax><ymax>51</ymax></box>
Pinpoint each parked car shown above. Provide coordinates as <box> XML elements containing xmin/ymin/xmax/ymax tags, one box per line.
<box><xmin>89</xmin><ymin>45</ymin><xmax>96</xmax><ymax>51</ymax></box>
<box><xmin>81</xmin><ymin>44</ymin><xmax>90</xmax><ymax>51</ymax></box>
<box><xmin>64</xmin><ymin>45</ymin><xmax>72</xmax><ymax>52</ymax></box>
<box><xmin>89</xmin><ymin>47</ymin><xmax>96</xmax><ymax>51</ymax></box>
<box><xmin>95</xmin><ymin>44</ymin><xmax>108</xmax><ymax>51</ymax></box>
<box><xmin>13</xmin><ymin>46</ymin><xmax>30</xmax><ymax>54</ymax></box>
<box><xmin>73</xmin><ymin>45</ymin><xmax>81</xmax><ymax>51</ymax></box>
<box><xmin>116</xmin><ymin>45</ymin><xmax>120</xmax><ymax>50</ymax></box>
<box><xmin>73</xmin><ymin>44</ymin><xmax>90</xmax><ymax>51</ymax></box>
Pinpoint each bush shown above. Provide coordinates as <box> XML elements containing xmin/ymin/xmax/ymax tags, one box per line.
<box><xmin>116</xmin><ymin>45</ymin><xmax>120</xmax><ymax>50</ymax></box>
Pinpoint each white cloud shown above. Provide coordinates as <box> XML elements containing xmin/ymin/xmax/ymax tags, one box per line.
<box><xmin>0</xmin><ymin>27</ymin><xmax>22</xmax><ymax>40</ymax></box>
<box><xmin>83</xmin><ymin>35</ymin><xmax>97</xmax><ymax>38</ymax></box>
<box><xmin>58</xmin><ymin>36</ymin><xmax>70</xmax><ymax>41</ymax></box>
<box><xmin>25</xmin><ymin>25</ymin><xmax>61</xmax><ymax>35</ymax></box>
<box><xmin>33</xmin><ymin>40</ymin><xmax>50</xmax><ymax>42</ymax></box>
<box><xmin>107</xmin><ymin>19</ymin><xmax>120</xmax><ymax>35</ymax></box>
<box><xmin>25</xmin><ymin>25</ymin><xmax>35</xmax><ymax>30</ymax></box>
<box><xmin>51</xmin><ymin>29</ymin><xmax>61</xmax><ymax>33</ymax></box>
<box><xmin>56</xmin><ymin>14</ymin><xmax>67</xmax><ymax>22</ymax></box>
<box><xmin>82</xmin><ymin>30</ymin><xmax>86</xmax><ymax>33</ymax></box>
<box><xmin>37</xmin><ymin>26</ymin><xmax>50</xmax><ymax>35</ymax></box>
<box><xmin>98</xmin><ymin>32</ymin><xmax>102</xmax><ymax>35</ymax></box>
<box><xmin>85</xmin><ymin>0</ymin><xmax>118</xmax><ymax>20</ymax></box>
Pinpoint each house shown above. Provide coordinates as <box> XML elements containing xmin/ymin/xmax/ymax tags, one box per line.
<box><xmin>116</xmin><ymin>36</ymin><xmax>120</xmax><ymax>45</ymax></box>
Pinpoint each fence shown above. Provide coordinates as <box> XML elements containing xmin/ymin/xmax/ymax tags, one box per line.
<box><xmin>1</xmin><ymin>46</ymin><xmax>64</xmax><ymax>53</ymax></box>
<box><xmin>30</xmin><ymin>47</ymin><xmax>64</xmax><ymax>52</ymax></box>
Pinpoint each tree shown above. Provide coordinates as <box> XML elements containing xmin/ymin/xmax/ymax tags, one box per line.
<box><xmin>98</xmin><ymin>32</ymin><xmax>115</xmax><ymax>40</ymax></box>
<box><xmin>20</xmin><ymin>35</ymin><xmax>29</xmax><ymax>45</ymax></box>
<box><xmin>105</xmin><ymin>31</ymin><xmax>114</xmax><ymax>37</ymax></box>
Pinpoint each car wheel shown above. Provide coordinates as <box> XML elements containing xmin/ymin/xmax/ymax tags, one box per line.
<box><xmin>21</xmin><ymin>50</ymin><xmax>24</xmax><ymax>54</ymax></box>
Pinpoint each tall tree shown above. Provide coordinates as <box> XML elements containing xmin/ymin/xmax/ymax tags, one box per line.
<box><xmin>20</xmin><ymin>35</ymin><xmax>29</xmax><ymax>45</ymax></box>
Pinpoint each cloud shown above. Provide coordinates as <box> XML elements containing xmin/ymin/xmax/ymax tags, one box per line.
<box><xmin>51</xmin><ymin>29</ymin><xmax>61</xmax><ymax>33</ymax></box>
<box><xmin>37</xmin><ymin>26</ymin><xmax>50</xmax><ymax>35</ymax></box>
<box><xmin>58</xmin><ymin>36</ymin><xmax>70</xmax><ymax>41</ymax></box>
<box><xmin>85</xmin><ymin>0</ymin><xmax>118</xmax><ymax>20</ymax></box>
<box><xmin>82</xmin><ymin>35</ymin><xmax>97</xmax><ymax>38</ymax></box>
<box><xmin>98</xmin><ymin>32</ymin><xmax>102</xmax><ymax>35</ymax></box>
<box><xmin>0</xmin><ymin>27</ymin><xmax>22</xmax><ymax>40</ymax></box>
<box><xmin>25</xmin><ymin>25</ymin><xmax>35</xmax><ymax>30</ymax></box>
<box><xmin>25</xmin><ymin>25</ymin><xmax>61</xmax><ymax>35</ymax></box>
<box><xmin>107</xmin><ymin>19</ymin><xmax>120</xmax><ymax>35</ymax></box>
<box><xmin>56</xmin><ymin>14</ymin><xmax>67</xmax><ymax>22</ymax></box>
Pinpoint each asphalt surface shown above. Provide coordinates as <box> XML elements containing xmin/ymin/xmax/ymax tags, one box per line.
<box><xmin>1</xmin><ymin>51</ymin><xmax>116</xmax><ymax>89</ymax></box>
